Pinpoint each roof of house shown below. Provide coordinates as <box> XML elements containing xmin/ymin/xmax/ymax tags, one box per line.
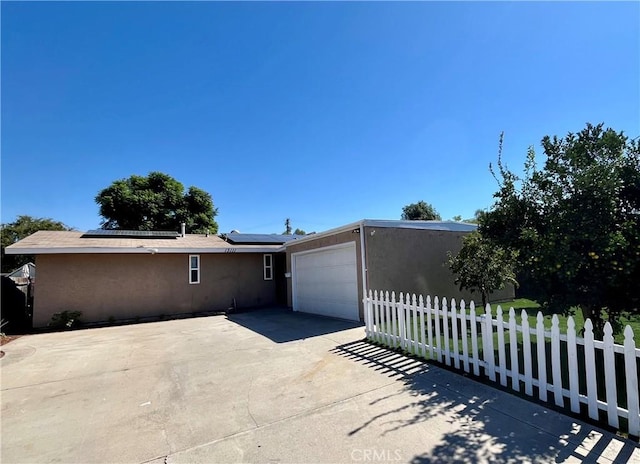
<box><xmin>222</xmin><ymin>233</ymin><xmax>304</xmax><ymax>245</ymax></box>
<box><xmin>283</xmin><ymin>219</ymin><xmax>478</xmax><ymax>247</ymax></box>
<box><xmin>5</xmin><ymin>231</ymin><xmax>282</xmax><ymax>254</ymax></box>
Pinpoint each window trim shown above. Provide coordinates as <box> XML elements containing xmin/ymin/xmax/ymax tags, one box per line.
<box><xmin>189</xmin><ymin>254</ymin><xmax>200</xmax><ymax>284</ymax></box>
<box><xmin>263</xmin><ymin>254</ymin><xmax>273</xmax><ymax>281</ymax></box>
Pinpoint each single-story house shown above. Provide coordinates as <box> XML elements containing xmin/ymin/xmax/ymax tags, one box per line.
<box><xmin>5</xmin><ymin>220</ymin><xmax>513</xmax><ymax>328</ymax></box>
<box><xmin>5</xmin><ymin>229</ymin><xmax>292</xmax><ymax>327</ymax></box>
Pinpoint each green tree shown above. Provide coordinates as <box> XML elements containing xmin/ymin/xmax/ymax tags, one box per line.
<box><xmin>283</xmin><ymin>218</ymin><xmax>292</xmax><ymax>235</ymax></box>
<box><xmin>95</xmin><ymin>172</ymin><xmax>218</xmax><ymax>234</ymax></box>
<box><xmin>1</xmin><ymin>215</ymin><xmax>72</xmax><ymax>272</ymax></box>
<box><xmin>401</xmin><ymin>201</ymin><xmax>441</xmax><ymax>221</ymax></box>
<box><xmin>293</xmin><ymin>228</ymin><xmax>306</xmax><ymax>235</ymax></box>
<box><xmin>448</xmin><ymin>231</ymin><xmax>518</xmax><ymax>307</ymax></box>
<box><xmin>481</xmin><ymin>124</ymin><xmax>640</xmax><ymax>335</ymax></box>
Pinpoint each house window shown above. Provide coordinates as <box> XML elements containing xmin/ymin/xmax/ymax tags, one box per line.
<box><xmin>189</xmin><ymin>255</ymin><xmax>200</xmax><ymax>284</ymax></box>
<box><xmin>263</xmin><ymin>254</ymin><xmax>273</xmax><ymax>280</ymax></box>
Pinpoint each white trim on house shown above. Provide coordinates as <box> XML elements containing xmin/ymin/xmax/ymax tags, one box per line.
<box><xmin>283</xmin><ymin>220</ymin><xmax>364</xmax><ymax>248</ymax></box>
<box><xmin>359</xmin><ymin>222</ymin><xmax>368</xmax><ymax>305</ymax></box>
<box><xmin>263</xmin><ymin>254</ymin><xmax>273</xmax><ymax>280</ymax></box>
<box><xmin>4</xmin><ymin>246</ymin><xmax>282</xmax><ymax>255</ymax></box>
<box><xmin>189</xmin><ymin>255</ymin><xmax>200</xmax><ymax>284</ymax></box>
<box><xmin>282</xmin><ymin>219</ymin><xmax>476</xmax><ymax>248</ymax></box>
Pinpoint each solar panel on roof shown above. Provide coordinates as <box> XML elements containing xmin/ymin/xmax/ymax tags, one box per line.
<box><xmin>82</xmin><ymin>230</ymin><xmax>180</xmax><ymax>239</ymax></box>
<box><xmin>224</xmin><ymin>233</ymin><xmax>301</xmax><ymax>244</ymax></box>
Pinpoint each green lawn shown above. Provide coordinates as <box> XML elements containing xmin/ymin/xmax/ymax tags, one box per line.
<box><xmin>489</xmin><ymin>298</ymin><xmax>640</xmax><ymax>344</ymax></box>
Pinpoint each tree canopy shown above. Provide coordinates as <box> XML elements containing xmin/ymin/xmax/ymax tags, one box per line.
<box><xmin>401</xmin><ymin>201</ymin><xmax>441</xmax><ymax>221</ymax></box>
<box><xmin>1</xmin><ymin>215</ymin><xmax>72</xmax><ymax>272</ymax></box>
<box><xmin>480</xmin><ymin>123</ymin><xmax>640</xmax><ymax>334</ymax></box>
<box><xmin>448</xmin><ymin>231</ymin><xmax>518</xmax><ymax>307</ymax></box>
<box><xmin>95</xmin><ymin>172</ymin><xmax>218</xmax><ymax>234</ymax></box>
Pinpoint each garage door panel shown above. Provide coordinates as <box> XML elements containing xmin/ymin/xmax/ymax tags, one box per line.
<box><xmin>293</xmin><ymin>243</ymin><xmax>359</xmax><ymax>321</ymax></box>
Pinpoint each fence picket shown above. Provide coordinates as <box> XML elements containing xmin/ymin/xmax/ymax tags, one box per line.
<box><xmin>451</xmin><ymin>299</ymin><xmax>460</xmax><ymax>369</ymax></box>
<box><xmin>521</xmin><ymin>310</ymin><xmax>533</xmax><ymax>396</ymax></box>
<box><xmin>603</xmin><ymin>323</ymin><xmax>619</xmax><ymax>429</ymax></box>
<box><xmin>551</xmin><ymin>315</ymin><xmax>564</xmax><ymax>407</ymax></box>
<box><xmin>434</xmin><ymin>297</ymin><xmax>442</xmax><ymax>363</ymax></box>
<box><xmin>442</xmin><ymin>298</ymin><xmax>451</xmax><ymax>366</ymax></box>
<box><xmin>405</xmin><ymin>293</ymin><xmax>412</xmax><ymax>351</ymax></box>
<box><xmin>384</xmin><ymin>291</ymin><xmax>391</xmax><ymax>346</ymax></box>
<box><xmin>364</xmin><ymin>290</ymin><xmax>371</xmax><ymax>338</ymax></box>
<box><xmin>391</xmin><ymin>292</ymin><xmax>398</xmax><ymax>348</ymax></box>
<box><xmin>583</xmin><ymin>319</ymin><xmax>598</xmax><ymax>421</ymax></box>
<box><xmin>497</xmin><ymin>307</ymin><xmax>507</xmax><ymax>387</ymax></box>
<box><xmin>624</xmin><ymin>326</ymin><xmax>640</xmax><ymax>437</ymax></box>
<box><xmin>418</xmin><ymin>295</ymin><xmax>426</xmax><ymax>358</ymax></box>
<box><xmin>536</xmin><ymin>313</ymin><xmax>548</xmax><ymax>402</ymax></box>
<box><xmin>483</xmin><ymin>304</ymin><xmax>496</xmax><ymax>382</ymax></box>
<box><xmin>567</xmin><ymin>317</ymin><xmax>580</xmax><ymax>413</ymax></box>
<box><xmin>412</xmin><ymin>294</ymin><xmax>419</xmax><ymax>355</ymax></box>
<box><xmin>508</xmin><ymin>308</ymin><xmax>520</xmax><ymax>392</ymax></box>
<box><xmin>374</xmin><ymin>290</ymin><xmax>382</xmax><ymax>343</ymax></box>
<box><xmin>460</xmin><ymin>301</ymin><xmax>470</xmax><ymax>373</ymax></box>
<box><xmin>399</xmin><ymin>293</ymin><xmax>406</xmax><ymax>349</ymax></box>
<box><xmin>426</xmin><ymin>296</ymin><xmax>434</xmax><ymax>360</ymax></box>
<box><xmin>470</xmin><ymin>302</ymin><xmax>480</xmax><ymax>376</ymax></box>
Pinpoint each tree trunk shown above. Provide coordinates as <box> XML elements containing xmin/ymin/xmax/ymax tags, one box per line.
<box><xmin>581</xmin><ymin>305</ymin><xmax>604</xmax><ymax>339</ymax></box>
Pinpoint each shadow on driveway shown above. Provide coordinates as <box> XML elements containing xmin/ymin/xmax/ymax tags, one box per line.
<box><xmin>331</xmin><ymin>340</ymin><xmax>640</xmax><ymax>464</ymax></box>
<box><xmin>226</xmin><ymin>307</ymin><xmax>363</xmax><ymax>343</ymax></box>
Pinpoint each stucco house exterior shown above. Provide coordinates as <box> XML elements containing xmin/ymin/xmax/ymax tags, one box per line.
<box><xmin>6</xmin><ymin>220</ymin><xmax>514</xmax><ymax>328</ymax></box>
<box><xmin>5</xmin><ymin>230</ymin><xmax>287</xmax><ymax>327</ymax></box>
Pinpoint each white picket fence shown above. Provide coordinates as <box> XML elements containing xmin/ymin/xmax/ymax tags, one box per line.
<box><xmin>363</xmin><ymin>290</ymin><xmax>640</xmax><ymax>437</ymax></box>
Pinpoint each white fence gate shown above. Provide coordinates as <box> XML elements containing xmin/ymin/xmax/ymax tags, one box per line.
<box><xmin>363</xmin><ymin>290</ymin><xmax>640</xmax><ymax>437</ymax></box>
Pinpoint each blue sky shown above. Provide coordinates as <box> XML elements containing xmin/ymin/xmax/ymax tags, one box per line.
<box><xmin>2</xmin><ymin>2</ymin><xmax>639</xmax><ymax>234</ymax></box>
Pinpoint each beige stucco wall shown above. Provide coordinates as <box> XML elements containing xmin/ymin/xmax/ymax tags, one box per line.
<box><xmin>364</xmin><ymin>226</ymin><xmax>514</xmax><ymax>306</ymax></box>
<box><xmin>285</xmin><ymin>230</ymin><xmax>364</xmax><ymax>318</ymax></box>
<box><xmin>33</xmin><ymin>253</ymin><xmax>276</xmax><ymax>328</ymax></box>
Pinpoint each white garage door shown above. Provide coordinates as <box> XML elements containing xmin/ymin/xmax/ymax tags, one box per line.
<box><xmin>292</xmin><ymin>242</ymin><xmax>359</xmax><ymax>321</ymax></box>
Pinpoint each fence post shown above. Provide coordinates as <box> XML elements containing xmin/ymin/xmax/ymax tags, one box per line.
<box><xmin>508</xmin><ymin>308</ymin><xmax>520</xmax><ymax>392</ymax></box>
<box><xmin>497</xmin><ymin>306</ymin><xmax>507</xmax><ymax>387</ymax></box>
<box><xmin>427</xmin><ymin>296</ymin><xmax>434</xmax><ymax>360</ymax></box>
<box><xmin>364</xmin><ymin>290</ymin><xmax>372</xmax><ymax>339</ymax></box>
<box><xmin>460</xmin><ymin>300</ymin><xmax>470</xmax><ymax>373</ymax></box>
<box><xmin>603</xmin><ymin>322</ymin><xmax>619</xmax><ymax>429</ymax></box>
<box><xmin>384</xmin><ymin>291</ymin><xmax>391</xmax><ymax>346</ymax></box>
<box><xmin>521</xmin><ymin>310</ymin><xmax>533</xmax><ymax>396</ymax></box>
<box><xmin>451</xmin><ymin>298</ymin><xmax>460</xmax><ymax>369</ymax></box>
<box><xmin>536</xmin><ymin>312</ymin><xmax>548</xmax><ymax>402</ymax></box>
<box><xmin>435</xmin><ymin>297</ymin><xmax>442</xmax><ymax>363</ymax></box>
<box><xmin>443</xmin><ymin>298</ymin><xmax>451</xmax><ymax>366</ymax></box>
<box><xmin>397</xmin><ymin>293</ymin><xmax>406</xmax><ymax>350</ymax></box>
<box><xmin>412</xmin><ymin>294</ymin><xmax>419</xmax><ymax>355</ymax></box>
<box><xmin>419</xmin><ymin>295</ymin><xmax>427</xmax><ymax>359</ymax></box>
<box><xmin>470</xmin><ymin>302</ymin><xmax>480</xmax><ymax>376</ymax></box>
<box><xmin>373</xmin><ymin>290</ymin><xmax>381</xmax><ymax>344</ymax></box>
<box><xmin>624</xmin><ymin>325</ymin><xmax>640</xmax><ymax>437</ymax></box>
<box><xmin>483</xmin><ymin>304</ymin><xmax>496</xmax><ymax>382</ymax></box>
<box><xmin>551</xmin><ymin>315</ymin><xmax>564</xmax><ymax>407</ymax></box>
<box><xmin>390</xmin><ymin>292</ymin><xmax>397</xmax><ymax>348</ymax></box>
<box><xmin>567</xmin><ymin>317</ymin><xmax>580</xmax><ymax>413</ymax></box>
<box><xmin>583</xmin><ymin>319</ymin><xmax>599</xmax><ymax>421</ymax></box>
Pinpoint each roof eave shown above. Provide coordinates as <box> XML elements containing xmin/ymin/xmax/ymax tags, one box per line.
<box><xmin>4</xmin><ymin>246</ymin><xmax>282</xmax><ymax>255</ymax></box>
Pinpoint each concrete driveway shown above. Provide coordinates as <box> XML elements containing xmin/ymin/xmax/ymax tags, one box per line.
<box><xmin>1</xmin><ymin>308</ymin><xmax>638</xmax><ymax>464</ymax></box>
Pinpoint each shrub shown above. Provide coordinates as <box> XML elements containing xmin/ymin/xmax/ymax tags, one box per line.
<box><xmin>49</xmin><ymin>311</ymin><xmax>82</xmax><ymax>329</ymax></box>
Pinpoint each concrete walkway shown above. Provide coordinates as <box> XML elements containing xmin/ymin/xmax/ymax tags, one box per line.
<box><xmin>1</xmin><ymin>308</ymin><xmax>638</xmax><ymax>463</ymax></box>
